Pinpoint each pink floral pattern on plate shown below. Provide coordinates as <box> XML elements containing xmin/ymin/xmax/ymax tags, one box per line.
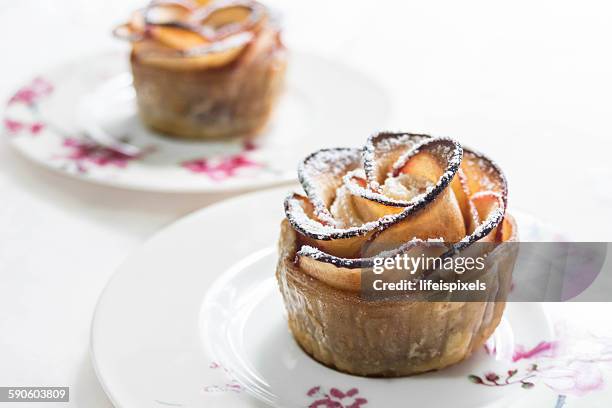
<box><xmin>182</xmin><ymin>142</ymin><xmax>263</xmax><ymax>181</ymax></box>
<box><xmin>4</xmin><ymin>75</ymin><xmax>275</xmax><ymax>186</ymax></box>
<box><xmin>513</xmin><ymin>340</ymin><xmax>558</xmax><ymax>362</ymax></box>
<box><xmin>202</xmin><ymin>363</ymin><xmax>369</xmax><ymax>407</ymax></box>
<box><xmin>4</xmin><ymin>118</ymin><xmax>45</xmax><ymax>136</ymax></box>
<box><xmin>8</xmin><ymin>77</ymin><xmax>53</xmax><ymax>106</ymax></box>
<box><xmin>472</xmin><ymin>322</ymin><xmax>611</xmax><ymax>397</ymax></box>
<box><xmin>183</xmin><ymin>154</ymin><xmax>261</xmax><ymax>181</ymax></box>
<box><xmin>4</xmin><ymin>77</ymin><xmax>53</xmax><ymax>137</ymax></box>
<box><xmin>306</xmin><ymin>386</ymin><xmax>368</xmax><ymax>408</ymax></box>
<box><xmin>59</xmin><ymin>137</ymin><xmax>142</xmax><ymax>173</ymax></box>
<box><xmin>203</xmin><ymin>361</ymin><xmax>244</xmax><ymax>394</ymax></box>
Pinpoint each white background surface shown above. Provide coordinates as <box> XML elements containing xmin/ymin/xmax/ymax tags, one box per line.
<box><xmin>1</xmin><ymin>0</ymin><xmax>611</xmax><ymax>407</ymax></box>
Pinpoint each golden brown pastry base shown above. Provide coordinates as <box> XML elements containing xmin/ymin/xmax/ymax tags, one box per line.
<box><xmin>130</xmin><ymin>47</ymin><xmax>286</xmax><ymax>141</ymax></box>
<box><xmin>276</xmin><ymin>219</ymin><xmax>517</xmax><ymax>377</ymax></box>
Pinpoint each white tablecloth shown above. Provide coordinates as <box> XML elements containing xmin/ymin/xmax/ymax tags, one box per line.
<box><xmin>1</xmin><ymin>0</ymin><xmax>611</xmax><ymax>406</ymax></box>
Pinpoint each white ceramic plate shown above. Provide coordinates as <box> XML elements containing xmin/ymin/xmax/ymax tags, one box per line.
<box><xmin>3</xmin><ymin>51</ymin><xmax>389</xmax><ymax>193</ymax></box>
<box><xmin>91</xmin><ymin>187</ymin><xmax>568</xmax><ymax>408</ymax></box>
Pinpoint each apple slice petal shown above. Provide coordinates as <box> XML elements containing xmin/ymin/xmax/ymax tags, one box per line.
<box><xmin>183</xmin><ymin>31</ymin><xmax>252</xmax><ymax>55</ymax></box>
<box><xmin>298</xmin><ymin>148</ymin><xmax>362</xmax><ymax>224</ymax></box>
<box><xmin>136</xmin><ymin>31</ymin><xmax>252</xmax><ymax>69</ymax></box>
<box><xmin>297</xmin><ymin>240</ymin><xmax>447</xmax><ymax>292</ymax></box>
<box><xmin>354</xmin><ymin>137</ymin><xmax>463</xmax><ymax>209</ymax></box>
<box><xmin>343</xmin><ymin>172</ymin><xmax>404</xmax><ymax>222</ymax></box>
<box><xmin>150</xmin><ymin>0</ymin><xmax>199</xmax><ymax>8</ymax></box>
<box><xmin>113</xmin><ymin>24</ymin><xmax>144</xmax><ymax>41</ymax></box>
<box><xmin>450</xmin><ymin>191</ymin><xmax>506</xmax><ymax>254</ymax></box>
<box><xmin>362</xmin><ymin>132</ymin><xmax>430</xmax><ymax>189</ymax></box>
<box><xmin>351</xmin><ymin>194</ymin><xmax>404</xmax><ymax>223</ymax></box>
<box><xmin>300</xmin><ymin>234</ymin><xmax>370</xmax><ymax>259</ymax></box>
<box><xmin>145</xmin><ymin>1</ymin><xmax>196</xmax><ymax>27</ymax></box>
<box><xmin>500</xmin><ymin>214</ymin><xmax>518</xmax><ymax>242</ymax></box>
<box><xmin>112</xmin><ymin>9</ymin><xmax>145</xmax><ymax>40</ymax></box>
<box><xmin>471</xmin><ymin>191</ymin><xmax>506</xmax><ymax>242</ymax></box>
<box><xmin>472</xmin><ymin>191</ymin><xmax>503</xmax><ymax>222</ymax></box>
<box><xmin>297</xmin><ymin>246</ymin><xmax>362</xmax><ymax>291</ymax></box>
<box><xmin>329</xmin><ymin>185</ymin><xmax>366</xmax><ymax>229</ymax></box>
<box><xmin>460</xmin><ymin>149</ymin><xmax>507</xmax><ymax>204</ymax></box>
<box><xmin>363</xmin><ymin>187</ymin><xmax>466</xmax><ymax>257</ymax></box>
<box><xmin>285</xmin><ymin>193</ymin><xmax>372</xmax><ymax>258</ymax></box>
<box><xmin>148</xmin><ymin>25</ymin><xmax>208</xmax><ymax>50</ymax></box>
<box><xmin>192</xmin><ymin>0</ymin><xmax>266</xmax><ymax>40</ymax></box>
<box><xmin>450</xmin><ymin>169</ymin><xmax>480</xmax><ymax>234</ymax></box>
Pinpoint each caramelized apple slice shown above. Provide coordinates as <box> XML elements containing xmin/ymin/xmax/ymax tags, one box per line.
<box><xmin>363</xmin><ymin>132</ymin><xmax>430</xmax><ymax>189</ymax></box>
<box><xmin>393</xmin><ymin>138</ymin><xmax>461</xmax><ymax>180</ymax></box>
<box><xmin>134</xmin><ymin>31</ymin><xmax>252</xmax><ymax>69</ymax></box>
<box><xmin>148</xmin><ymin>25</ymin><xmax>208</xmax><ymax>50</ymax></box>
<box><xmin>472</xmin><ymin>191</ymin><xmax>503</xmax><ymax>222</ymax></box>
<box><xmin>450</xmin><ymin>191</ymin><xmax>505</xmax><ymax>254</ymax></box>
<box><xmin>297</xmin><ymin>237</ymin><xmax>447</xmax><ymax>292</ymax></box>
<box><xmin>299</xmin><ymin>234</ymin><xmax>369</xmax><ymax>260</ymax></box>
<box><xmin>500</xmin><ymin>214</ymin><xmax>517</xmax><ymax>242</ymax></box>
<box><xmin>129</xmin><ymin>9</ymin><xmax>147</xmax><ymax>32</ymax></box>
<box><xmin>344</xmin><ymin>173</ymin><xmax>404</xmax><ymax>222</ymax></box>
<box><xmin>329</xmin><ymin>185</ymin><xmax>366</xmax><ymax>228</ymax></box>
<box><xmin>460</xmin><ymin>150</ymin><xmax>507</xmax><ymax>201</ymax></box>
<box><xmin>351</xmin><ymin>138</ymin><xmax>462</xmax><ymax>221</ymax></box>
<box><xmin>145</xmin><ymin>1</ymin><xmax>195</xmax><ymax>27</ymax></box>
<box><xmin>298</xmin><ymin>148</ymin><xmax>362</xmax><ymax>224</ymax></box>
<box><xmin>450</xmin><ymin>169</ymin><xmax>480</xmax><ymax>234</ymax></box>
<box><xmin>297</xmin><ymin>246</ymin><xmax>363</xmax><ymax>291</ymax></box>
<box><xmin>280</xmin><ymin>219</ymin><xmax>362</xmax><ymax>292</ymax></box>
<box><xmin>363</xmin><ymin>188</ymin><xmax>466</xmax><ymax>257</ymax></box>
<box><xmin>285</xmin><ymin>194</ymin><xmax>372</xmax><ymax>258</ymax></box>
<box><xmin>470</xmin><ymin>191</ymin><xmax>506</xmax><ymax>243</ymax></box>
<box><xmin>204</xmin><ymin>4</ymin><xmax>253</xmax><ymax>28</ymax></box>
<box><xmin>357</xmin><ymin>139</ymin><xmax>466</xmax><ymax>255</ymax></box>
<box><xmin>396</xmin><ymin>151</ymin><xmax>444</xmax><ymax>182</ymax></box>
<box><xmin>113</xmin><ymin>23</ymin><xmax>143</xmax><ymax>41</ymax></box>
<box><xmin>351</xmin><ymin>196</ymin><xmax>404</xmax><ymax>223</ymax></box>
<box><xmin>193</xmin><ymin>0</ymin><xmax>265</xmax><ymax>40</ymax></box>
<box><xmin>113</xmin><ymin>9</ymin><xmax>147</xmax><ymax>40</ymax></box>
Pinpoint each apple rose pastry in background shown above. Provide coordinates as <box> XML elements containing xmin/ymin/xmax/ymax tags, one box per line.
<box><xmin>276</xmin><ymin>132</ymin><xmax>518</xmax><ymax>377</ymax></box>
<box><xmin>114</xmin><ymin>0</ymin><xmax>287</xmax><ymax>140</ymax></box>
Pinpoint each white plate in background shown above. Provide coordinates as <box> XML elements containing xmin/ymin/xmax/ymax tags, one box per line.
<box><xmin>3</xmin><ymin>51</ymin><xmax>389</xmax><ymax>193</ymax></box>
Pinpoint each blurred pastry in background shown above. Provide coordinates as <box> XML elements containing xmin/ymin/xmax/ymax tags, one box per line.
<box><xmin>114</xmin><ymin>0</ymin><xmax>287</xmax><ymax>140</ymax></box>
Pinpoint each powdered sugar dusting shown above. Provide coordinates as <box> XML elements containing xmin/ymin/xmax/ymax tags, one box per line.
<box><xmin>381</xmin><ymin>174</ymin><xmax>432</xmax><ymax>201</ymax></box>
<box><xmin>330</xmin><ymin>185</ymin><xmax>365</xmax><ymax>228</ymax></box>
<box><xmin>391</xmin><ymin>137</ymin><xmax>463</xmax><ymax>177</ymax></box>
<box><xmin>298</xmin><ymin>238</ymin><xmax>447</xmax><ymax>269</ymax></box>
<box><xmin>285</xmin><ymin>132</ymin><xmax>509</xmax><ymax>264</ymax></box>
<box><xmin>298</xmin><ymin>148</ymin><xmax>361</xmax><ymax>224</ymax></box>
<box><xmin>285</xmin><ymin>194</ymin><xmax>381</xmax><ymax>239</ymax></box>
<box><xmin>363</xmin><ymin>132</ymin><xmax>430</xmax><ymax>189</ymax></box>
<box><xmin>452</xmin><ymin>192</ymin><xmax>506</xmax><ymax>255</ymax></box>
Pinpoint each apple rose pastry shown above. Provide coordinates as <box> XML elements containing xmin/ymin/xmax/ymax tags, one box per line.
<box><xmin>114</xmin><ymin>0</ymin><xmax>286</xmax><ymax>140</ymax></box>
<box><xmin>276</xmin><ymin>132</ymin><xmax>518</xmax><ymax>377</ymax></box>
